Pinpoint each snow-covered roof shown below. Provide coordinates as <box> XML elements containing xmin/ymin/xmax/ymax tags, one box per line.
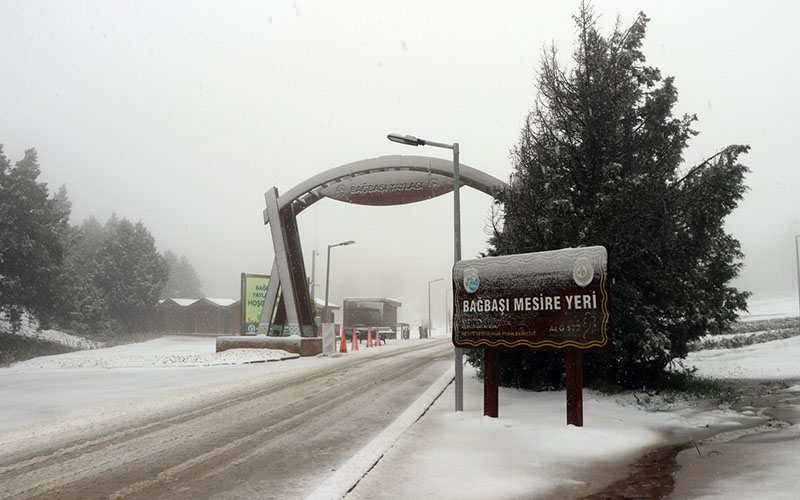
<box><xmin>343</xmin><ymin>297</ymin><xmax>402</xmax><ymax>307</ymax></box>
<box><xmin>161</xmin><ymin>298</ymin><xmax>238</xmax><ymax>308</ymax></box>
<box><xmin>169</xmin><ymin>298</ymin><xmax>199</xmax><ymax>307</ymax></box>
<box><xmin>205</xmin><ymin>298</ymin><xmax>237</xmax><ymax>307</ymax></box>
<box><xmin>314</xmin><ymin>297</ymin><xmax>339</xmax><ymax>309</ymax></box>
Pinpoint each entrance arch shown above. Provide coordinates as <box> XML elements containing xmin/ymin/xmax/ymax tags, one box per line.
<box><xmin>259</xmin><ymin>154</ymin><xmax>506</xmax><ymax>339</ymax></box>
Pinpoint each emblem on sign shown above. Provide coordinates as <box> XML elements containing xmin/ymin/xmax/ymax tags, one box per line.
<box><xmin>463</xmin><ymin>268</ymin><xmax>480</xmax><ymax>293</ymax></box>
<box><xmin>572</xmin><ymin>258</ymin><xmax>594</xmax><ymax>287</ymax></box>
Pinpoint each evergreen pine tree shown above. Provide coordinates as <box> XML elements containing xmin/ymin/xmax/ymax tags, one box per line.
<box><xmin>161</xmin><ymin>251</ymin><xmax>204</xmax><ymax>299</ymax></box>
<box><xmin>95</xmin><ymin>218</ymin><xmax>169</xmax><ymax>332</ymax></box>
<box><xmin>478</xmin><ymin>5</ymin><xmax>750</xmax><ymax>389</ymax></box>
<box><xmin>56</xmin><ymin>217</ymin><xmax>112</xmax><ymax>334</ymax></box>
<box><xmin>0</xmin><ymin>147</ymin><xmax>70</xmax><ymax>330</ymax></box>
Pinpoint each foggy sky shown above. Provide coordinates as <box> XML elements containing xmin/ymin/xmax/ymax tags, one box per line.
<box><xmin>2</xmin><ymin>1</ymin><xmax>798</xmax><ymax>326</ymax></box>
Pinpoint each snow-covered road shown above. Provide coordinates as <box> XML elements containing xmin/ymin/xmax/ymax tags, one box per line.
<box><xmin>0</xmin><ymin>339</ymin><xmax>453</xmax><ymax>500</ymax></box>
<box><xmin>3</xmin><ymin>296</ymin><xmax>800</xmax><ymax>500</ymax></box>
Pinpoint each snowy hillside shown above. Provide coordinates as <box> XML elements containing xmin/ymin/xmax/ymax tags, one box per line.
<box><xmin>0</xmin><ymin>312</ymin><xmax>102</xmax><ymax>350</ymax></box>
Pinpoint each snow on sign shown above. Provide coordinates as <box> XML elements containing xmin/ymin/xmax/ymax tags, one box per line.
<box><xmin>453</xmin><ymin>246</ymin><xmax>610</xmax><ymax>350</ymax></box>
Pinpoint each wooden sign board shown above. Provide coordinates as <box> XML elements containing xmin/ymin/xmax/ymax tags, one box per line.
<box><xmin>453</xmin><ymin>246</ymin><xmax>609</xmax><ymax>350</ymax></box>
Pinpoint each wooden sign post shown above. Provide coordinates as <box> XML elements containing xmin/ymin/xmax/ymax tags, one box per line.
<box><xmin>484</xmin><ymin>348</ymin><xmax>499</xmax><ymax>418</ymax></box>
<box><xmin>453</xmin><ymin>246</ymin><xmax>609</xmax><ymax>425</ymax></box>
<box><xmin>565</xmin><ymin>350</ymin><xmax>583</xmax><ymax>426</ymax></box>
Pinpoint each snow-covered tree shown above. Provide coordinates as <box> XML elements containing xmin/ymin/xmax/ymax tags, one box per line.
<box><xmin>474</xmin><ymin>4</ymin><xmax>750</xmax><ymax>388</ymax></box>
<box><xmin>94</xmin><ymin>218</ymin><xmax>169</xmax><ymax>332</ymax></box>
<box><xmin>161</xmin><ymin>251</ymin><xmax>203</xmax><ymax>299</ymax></box>
<box><xmin>0</xmin><ymin>146</ymin><xmax>70</xmax><ymax>331</ymax></box>
<box><xmin>0</xmin><ymin>144</ymin><xmax>170</xmax><ymax>336</ymax></box>
<box><xmin>56</xmin><ymin>215</ymin><xmax>168</xmax><ymax>334</ymax></box>
<box><xmin>55</xmin><ymin>217</ymin><xmax>113</xmax><ymax>333</ymax></box>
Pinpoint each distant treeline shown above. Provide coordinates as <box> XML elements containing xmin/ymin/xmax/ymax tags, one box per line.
<box><xmin>0</xmin><ymin>145</ymin><xmax>202</xmax><ymax>338</ymax></box>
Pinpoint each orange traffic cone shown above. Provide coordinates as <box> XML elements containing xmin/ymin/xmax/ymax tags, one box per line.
<box><xmin>351</xmin><ymin>327</ymin><xmax>359</xmax><ymax>351</ymax></box>
<box><xmin>339</xmin><ymin>327</ymin><xmax>348</xmax><ymax>353</ymax></box>
<box><xmin>367</xmin><ymin>327</ymin><xmax>373</xmax><ymax>347</ymax></box>
<box><xmin>376</xmin><ymin>328</ymin><xmax>381</xmax><ymax>346</ymax></box>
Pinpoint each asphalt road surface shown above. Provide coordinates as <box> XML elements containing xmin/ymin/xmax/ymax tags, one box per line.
<box><xmin>0</xmin><ymin>339</ymin><xmax>454</xmax><ymax>500</ymax></box>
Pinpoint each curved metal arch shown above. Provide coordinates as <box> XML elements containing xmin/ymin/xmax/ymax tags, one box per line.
<box><xmin>258</xmin><ymin>154</ymin><xmax>507</xmax><ymax>341</ymax></box>
<box><xmin>263</xmin><ymin>154</ymin><xmax>507</xmax><ymax>224</ymax></box>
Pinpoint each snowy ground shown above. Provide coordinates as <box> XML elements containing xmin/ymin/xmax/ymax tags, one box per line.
<box><xmin>348</xmin><ymin>298</ymin><xmax>800</xmax><ymax>500</ymax></box>
<box><xmin>738</xmin><ymin>296</ymin><xmax>798</xmax><ymax>321</ymax></box>
<box><xmin>687</xmin><ymin>334</ymin><xmax>800</xmax><ymax>380</ymax></box>
<box><xmin>345</xmin><ymin>342</ymin><xmax>800</xmax><ymax>500</ymax></box>
<box><xmin>0</xmin><ymin>312</ymin><xmax>103</xmax><ymax>350</ymax></box>
<box><xmin>1</xmin><ymin>296</ymin><xmax>799</xmax><ymax>499</ymax></box>
<box><xmin>12</xmin><ymin>335</ymin><xmax>298</xmax><ymax>370</ymax></box>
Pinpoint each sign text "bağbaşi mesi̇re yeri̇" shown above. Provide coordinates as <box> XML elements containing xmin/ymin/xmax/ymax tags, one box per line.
<box><xmin>452</xmin><ymin>246</ymin><xmax>610</xmax><ymax>350</ymax></box>
<box><xmin>462</xmin><ymin>293</ymin><xmax>599</xmax><ymax>314</ymax></box>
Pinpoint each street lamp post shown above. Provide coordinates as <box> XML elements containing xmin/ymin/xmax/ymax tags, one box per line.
<box><xmin>310</xmin><ymin>249</ymin><xmax>319</xmax><ymax>300</ymax></box>
<box><xmin>388</xmin><ymin>133</ymin><xmax>464</xmax><ymax>411</ymax></box>
<box><xmin>428</xmin><ymin>277</ymin><xmax>444</xmax><ymax>338</ymax></box>
<box><xmin>324</xmin><ymin>240</ymin><xmax>355</xmax><ymax>325</ymax></box>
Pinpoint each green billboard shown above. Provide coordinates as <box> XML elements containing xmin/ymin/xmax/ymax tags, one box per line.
<box><xmin>241</xmin><ymin>273</ymin><xmax>271</xmax><ymax>334</ymax></box>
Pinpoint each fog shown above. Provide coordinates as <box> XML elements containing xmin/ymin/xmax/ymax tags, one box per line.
<box><xmin>1</xmin><ymin>1</ymin><xmax>798</xmax><ymax>325</ymax></box>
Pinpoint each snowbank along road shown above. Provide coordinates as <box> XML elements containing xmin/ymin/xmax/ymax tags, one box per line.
<box><xmin>0</xmin><ymin>339</ymin><xmax>454</xmax><ymax>500</ymax></box>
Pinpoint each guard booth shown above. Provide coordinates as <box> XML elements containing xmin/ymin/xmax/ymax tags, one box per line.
<box><xmin>343</xmin><ymin>297</ymin><xmax>401</xmax><ymax>340</ymax></box>
<box><xmin>396</xmin><ymin>323</ymin><xmax>410</xmax><ymax>340</ymax></box>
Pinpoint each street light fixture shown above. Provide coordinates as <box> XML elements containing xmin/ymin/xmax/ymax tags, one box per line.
<box><xmin>427</xmin><ymin>277</ymin><xmax>444</xmax><ymax>338</ymax></box>
<box><xmin>324</xmin><ymin>240</ymin><xmax>355</xmax><ymax>325</ymax></box>
<box><xmin>387</xmin><ymin>132</ymin><xmax>463</xmax><ymax>411</ymax></box>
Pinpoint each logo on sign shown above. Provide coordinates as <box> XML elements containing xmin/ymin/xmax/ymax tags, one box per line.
<box><xmin>463</xmin><ymin>268</ymin><xmax>480</xmax><ymax>293</ymax></box>
<box><xmin>573</xmin><ymin>258</ymin><xmax>594</xmax><ymax>287</ymax></box>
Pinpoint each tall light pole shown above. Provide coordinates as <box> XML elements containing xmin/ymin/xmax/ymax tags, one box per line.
<box><xmin>310</xmin><ymin>249</ymin><xmax>319</xmax><ymax>300</ymax></box>
<box><xmin>324</xmin><ymin>240</ymin><xmax>355</xmax><ymax>324</ymax></box>
<box><xmin>428</xmin><ymin>277</ymin><xmax>444</xmax><ymax>338</ymax></box>
<box><xmin>388</xmin><ymin>133</ymin><xmax>463</xmax><ymax>411</ymax></box>
<box><xmin>795</xmin><ymin>235</ymin><xmax>800</xmax><ymax>317</ymax></box>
